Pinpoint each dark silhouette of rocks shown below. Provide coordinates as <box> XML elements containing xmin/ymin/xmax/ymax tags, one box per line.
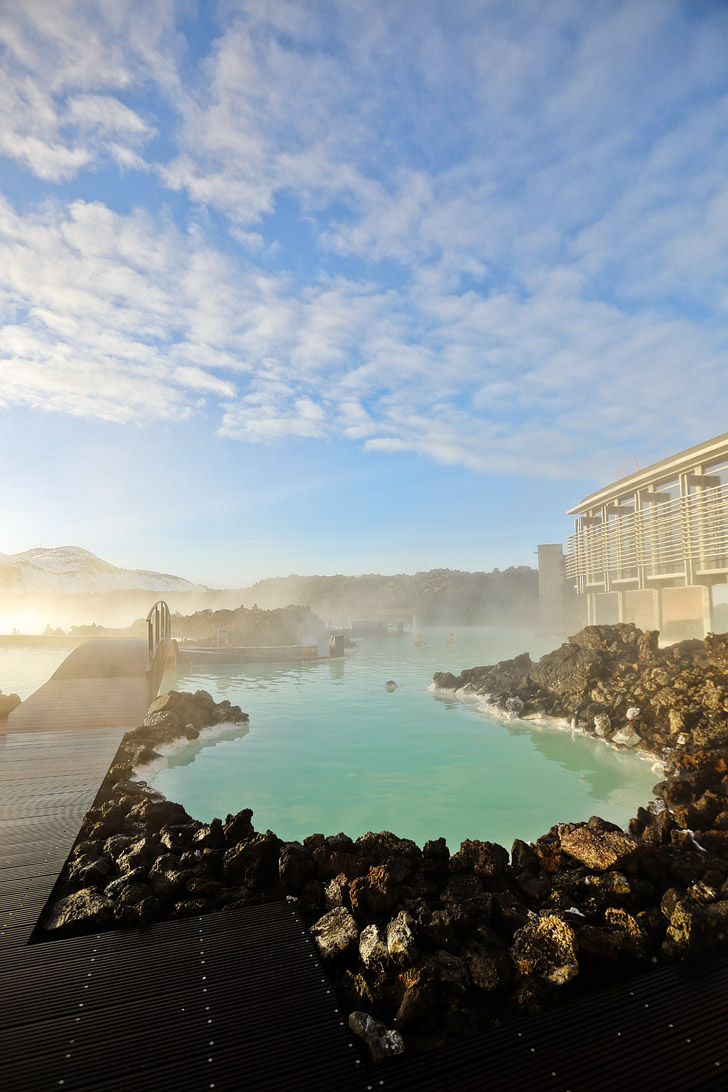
<box><xmin>0</xmin><ymin>689</ymin><xmax>21</xmax><ymax>718</ymax></box>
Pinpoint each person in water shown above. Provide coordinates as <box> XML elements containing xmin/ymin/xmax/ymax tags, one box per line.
<box><xmin>413</xmin><ymin>633</ymin><xmax>425</xmax><ymax>646</ymax></box>
<box><xmin>446</xmin><ymin>633</ymin><xmax>456</xmax><ymax>644</ymax></box>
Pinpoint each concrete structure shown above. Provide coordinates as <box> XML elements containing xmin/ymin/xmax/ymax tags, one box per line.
<box><xmin>537</xmin><ymin>544</ymin><xmax>567</xmax><ymax>630</ymax></box>
<box><xmin>346</xmin><ymin>606</ymin><xmax>416</xmax><ymax>635</ymax></box>
<box><xmin>564</xmin><ymin>431</ymin><xmax>728</xmax><ymax>640</ymax></box>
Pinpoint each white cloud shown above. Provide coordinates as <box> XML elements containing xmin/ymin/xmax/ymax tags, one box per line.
<box><xmin>0</xmin><ymin>197</ymin><xmax>250</xmax><ymax>423</ymax></box>
<box><xmin>220</xmin><ymin>392</ymin><xmax>327</xmax><ymax>442</ymax></box>
<box><xmin>1</xmin><ymin>1</ymin><xmax>727</xmax><ymax>483</ymax></box>
<box><xmin>2</xmin><ymin>185</ymin><xmax>727</xmax><ymax>477</ymax></box>
<box><xmin>0</xmin><ymin>0</ymin><xmax>177</xmax><ymax>180</ymax></box>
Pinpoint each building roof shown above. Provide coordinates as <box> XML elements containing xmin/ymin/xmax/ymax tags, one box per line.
<box><xmin>566</xmin><ymin>430</ymin><xmax>728</xmax><ymax>515</ymax></box>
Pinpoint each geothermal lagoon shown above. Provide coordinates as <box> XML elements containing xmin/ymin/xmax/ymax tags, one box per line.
<box><xmin>148</xmin><ymin>626</ymin><xmax>658</xmax><ymax>849</ymax></box>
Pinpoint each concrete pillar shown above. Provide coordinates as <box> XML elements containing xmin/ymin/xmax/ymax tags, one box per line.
<box><xmin>538</xmin><ymin>544</ymin><xmax>566</xmax><ymax>630</ymax></box>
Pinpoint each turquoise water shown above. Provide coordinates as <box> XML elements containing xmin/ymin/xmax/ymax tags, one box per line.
<box><xmin>150</xmin><ymin>626</ymin><xmax>659</xmax><ymax>851</ymax></box>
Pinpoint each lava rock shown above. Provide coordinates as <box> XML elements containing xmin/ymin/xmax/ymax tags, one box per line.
<box><xmin>310</xmin><ymin>906</ymin><xmax>359</xmax><ymax>960</ymax></box>
<box><xmin>386</xmin><ymin>910</ymin><xmax>417</xmax><ymax>967</ymax></box>
<box><xmin>359</xmin><ymin>924</ymin><xmax>389</xmax><ymax>970</ymax></box>
<box><xmin>559</xmin><ymin>826</ymin><xmax>641</xmax><ymax>872</ymax></box>
<box><xmin>348</xmin><ymin>1011</ymin><xmax>405</xmax><ymax>1062</ymax></box>
<box><xmin>510</xmin><ymin>914</ymin><xmax>579</xmax><ymax>984</ymax></box>
<box><xmin>279</xmin><ymin>841</ymin><xmax>316</xmax><ymax>893</ymax></box>
<box><xmin>43</xmin><ymin>888</ymin><xmax>115</xmax><ymax>937</ymax></box>
<box><xmin>223</xmin><ymin>808</ymin><xmax>254</xmax><ymax>845</ymax></box>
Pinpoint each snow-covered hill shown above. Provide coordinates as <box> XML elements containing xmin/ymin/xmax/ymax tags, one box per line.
<box><xmin>0</xmin><ymin>547</ymin><xmax>210</xmax><ymax>595</ymax></box>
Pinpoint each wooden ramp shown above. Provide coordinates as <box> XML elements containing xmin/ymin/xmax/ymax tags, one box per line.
<box><xmin>4</xmin><ymin>639</ymin><xmax>174</xmax><ymax>733</ymax></box>
<box><xmin>0</xmin><ymin>636</ymin><xmax>367</xmax><ymax>1090</ymax></box>
<box><xmin>0</xmin><ymin>722</ymin><xmax>366</xmax><ymax>1090</ymax></box>
<box><xmin>0</xmin><ymin>728</ymin><xmax>125</xmax><ymax>953</ymax></box>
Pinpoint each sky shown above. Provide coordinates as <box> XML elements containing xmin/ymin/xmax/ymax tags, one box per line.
<box><xmin>1</xmin><ymin>0</ymin><xmax>728</xmax><ymax>588</ymax></box>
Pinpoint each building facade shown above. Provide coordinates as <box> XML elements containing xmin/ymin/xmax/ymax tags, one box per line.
<box><xmin>564</xmin><ymin>432</ymin><xmax>728</xmax><ymax>640</ymax></box>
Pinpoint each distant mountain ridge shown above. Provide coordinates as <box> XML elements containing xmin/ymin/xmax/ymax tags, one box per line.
<box><xmin>0</xmin><ymin>548</ymin><xmax>538</xmax><ymax>627</ymax></box>
<box><xmin>234</xmin><ymin>567</ymin><xmax>539</xmax><ymax>626</ymax></box>
<box><xmin>0</xmin><ymin>546</ymin><xmax>209</xmax><ymax>595</ymax></box>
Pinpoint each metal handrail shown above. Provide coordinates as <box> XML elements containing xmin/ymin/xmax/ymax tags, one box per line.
<box><xmin>146</xmin><ymin>600</ymin><xmax>171</xmax><ymax>664</ymax></box>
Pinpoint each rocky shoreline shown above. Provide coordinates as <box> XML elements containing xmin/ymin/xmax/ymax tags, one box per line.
<box><xmin>33</xmin><ymin>624</ymin><xmax>728</xmax><ymax>1062</ymax></box>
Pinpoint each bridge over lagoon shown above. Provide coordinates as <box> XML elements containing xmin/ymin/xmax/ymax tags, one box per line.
<box><xmin>1</xmin><ymin>603</ymin><xmax>728</xmax><ymax>1089</ymax></box>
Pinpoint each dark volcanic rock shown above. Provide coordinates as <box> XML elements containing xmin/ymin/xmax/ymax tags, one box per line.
<box><xmin>510</xmin><ymin>915</ymin><xmax>579</xmax><ymax>984</ymax></box>
<box><xmin>44</xmin><ymin>888</ymin><xmax>115</xmax><ymax>937</ymax></box>
<box><xmin>559</xmin><ymin>826</ymin><xmax>642</xmax><ymax>872</ymax></box>
<box><xmin>223</xmin><ymin>831</ymin><xmax>281</xmax><ymax>888</ymax></box>
<box><xmin>455</xmin><ymin>839</ymin><xmax>509</xmax><ymax>881</ymax></box>
<box><xmin>223</xmin><ymin>808</ymin><xmax>254</xmax><ymax>845</ymax></box>
<box><xmin>350</xmin><ymin>864</ymin><xmax>403</xmax><ymax>919</ymax></box>
<box><xmin>313</xmin><ymin>845</ymin><xmax>368</xmax><ymax>881</ymax></box>
<box><xmin>348</xmin><ymin>1011</ymin><xmax>404</xmax><ymax>1062</ymax></box>
<box><xmin>0</xmin><ymin>690</ymin><xmax>21</xmax><ymax>718</ymax></box>
<box><xmin>432</xmin><ymin>671</ymin><xmax>460</xmax><ymax>690</ymax></box>
<box><xmin>386</xmin><ymin>911</ymin><xmax>417</xmax><ymax>967</ymax></box>
<box><xmin>279</xmin><ymin>841</ymin><xmax>316</xmax><ymax>893</ymax></box>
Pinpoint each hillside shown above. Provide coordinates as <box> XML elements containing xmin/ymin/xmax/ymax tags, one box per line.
<box><xmin>230</xmin><ymin>567</ymin><xmax>538</xmax><ymax>626</ymax></box>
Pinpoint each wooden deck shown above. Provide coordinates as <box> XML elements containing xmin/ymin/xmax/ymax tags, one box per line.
<box><xmin>3</xmin><ymin>638</ymin><xmax>728</xmax><ymax>1089</ymax></box>
<box><xmin>4</xmin><ymin>639</ymin><xmax>175</xmax><ymax>733</ymax></box>
<box><xmin>0</xmin><ymin>727</ymin><xmax>123</xmax><ymax>954</ymax></box>
<box><xmin>1</xmin><ymin>902</ymin><xmax>367</xmax><ymax>1092</ymax></box>
<box><xmin>0</xmin><ymin>638</ymin><xmax>368</xmax><ymax>1090</ymax></box>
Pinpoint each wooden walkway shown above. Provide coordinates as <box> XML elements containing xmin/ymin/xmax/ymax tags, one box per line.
<box><xmin>4</xmin><ymin>639</ymin><xmax>175</xmax><ymax>732</ymax></box>
<box><xmin>1</xmin><ymin>903</ymin><xmax>367</xmax><ymax>1092</ymax></box>
<box><xmin>3</xmin><ymin>639</ymin><xmax>728</xmax><ymax>1089</ymax></box>
<box><xmin>377</xmin><ymin>951</ymin><xmax>728</xmax><ymax>1092</ymax></box>
<box><xmin>0</xmin><ymin>639</ymin><xmax>367</xmax><ymax>1091</ymax></box>
<box><xmin>0</xmin><ymin>727</ymin><xmax>123</xmax><ymax>953</ymax></box>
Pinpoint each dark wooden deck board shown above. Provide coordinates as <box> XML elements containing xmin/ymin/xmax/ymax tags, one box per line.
<box><xmin>1</xmin><ymin>903</ymin><xmax>367</xmax><ymax>1092</ymax></box>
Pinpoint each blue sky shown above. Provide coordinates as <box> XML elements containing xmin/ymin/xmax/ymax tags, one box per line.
<box><xmin>1</xmin><ymin>0</ymin><xmax>728</xmax><ymax>587</ymax></box>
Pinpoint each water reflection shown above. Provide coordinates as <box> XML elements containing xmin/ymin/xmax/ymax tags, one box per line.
<box><xmin>329</xmin><ymin>658</ymin><xmax>345</xmax><ymax>682</ymax></box>
<box><xmin>431</xmin><ymin>687</ymin><xmax>655</xmax><ymax>803</ymax></box>
<box><xmin>504</xmin><ymin>720</ymin><xmax>654</xmax><ymax>802</ymax></box>
<box><xmin>163</xmin><ymin>721</ymin><xmax>251</xmax><ymax>771</ymax></box>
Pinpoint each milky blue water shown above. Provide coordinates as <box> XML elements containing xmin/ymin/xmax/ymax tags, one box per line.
<box><xmin>150</xmin><ymin>626</ymin><xmax>658</xmax><ymax>852</ymax></box>
<box><xmin>0</xmin><ymin>645</ymin><xmax>73</xmax><ymax>699</ymax></box>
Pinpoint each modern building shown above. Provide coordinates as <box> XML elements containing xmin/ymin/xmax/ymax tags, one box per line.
<box><xmin>563</xmin><ymin>431</ymin><xmax>728</xmax><ymax>640</ymax></box>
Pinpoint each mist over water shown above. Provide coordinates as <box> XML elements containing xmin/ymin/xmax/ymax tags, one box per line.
<box><xmin>0</xmin><ymin>645</ymin><xmax>72</xmax><ymax>699</ymax></box>
<box><xmin>150</xmin><ymin>627</ymin><xmax>658</xmax><ymax>850</ymax></box>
